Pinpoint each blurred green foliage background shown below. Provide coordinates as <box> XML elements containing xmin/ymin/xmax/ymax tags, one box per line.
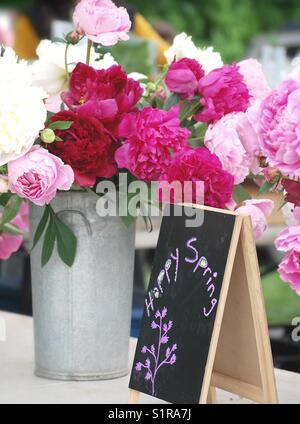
<box><xmin>129</xmin><ymin>0</ymin><xmax>300</xmax><ymax>61</ymax></box>
<box><xmin>3</xmin><ymin>0</ymin><xmax>300</xmax><ymax>61</ymax></box>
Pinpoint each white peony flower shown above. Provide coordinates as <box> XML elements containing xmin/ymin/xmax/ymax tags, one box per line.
<box><xmin>31</xmin><ymin>40</ymin><xmax>117</xmax><ymax>95</ymax></box>
<box><xmin>288</xmin><ymin>57</ymin><xmax>300</xmax><ymax>79</ymax></box>
<box><xmin>0</xmin><ymin>47</ymin><xmax>47</xmax><ymax>166</ymax></box>
<box><xmin>164</xmin><ymin>32</ymin><xmax>223</xmax><ymax>74</ymax></box>
<box><xmin>164</xmin><ymin>33</ymin><xmax>199</xmax><ymax>64</ymax></box>
<box><xmin>197</xmin><ymin>46</ymin><xmax>223</xmax><ymax>74</ymax></box>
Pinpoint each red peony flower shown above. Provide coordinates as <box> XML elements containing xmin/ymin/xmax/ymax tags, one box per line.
<box><xmin>282</xmin><ymin>179</ymin><xmax>300</xmax><ymax>207</ymax></box>
<box><xmin>61</xmin><ymin>63</ymin><xmax>143</xmax><ymax>136</ymax></box>
<box><xmin>165</xmin><ymin>58</ymin><xmax>204</xmax><ymax>98</ymax></box>
<box><xmin>48</xmin><ymin>110</ymin><xmax>118</xmax><ymax>187</ymax></box>
<box><xmin>195</xmin><ymin>64</ymin><xmax>250</xmax><ymax>123</ymax></box>
<box><xmin>160</xmin><ymin>147</ymin><xmax>234</xmax><ymax>208</ymax></box>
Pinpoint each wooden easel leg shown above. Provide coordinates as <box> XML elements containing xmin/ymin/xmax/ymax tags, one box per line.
<box><xmin>207</xmin><ymin>387</ymin><xmax>217</xmax><ymax>404</ymax></box>
<box><xmin>129</xmin><ymin>389</ymin><xmax>140</xmax><ymax>404</ymax></box>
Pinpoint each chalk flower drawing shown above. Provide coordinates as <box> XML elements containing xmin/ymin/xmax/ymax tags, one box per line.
<box><xmin>135</xmin><ymin>307</ymin><xmax>177</xmax><ymax>396</ymax></box>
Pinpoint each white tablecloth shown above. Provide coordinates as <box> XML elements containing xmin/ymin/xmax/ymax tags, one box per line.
<box><xmin>0</xmin><ymin>312</ymin><xmax>299</xmax><ymax>404</ymax></box>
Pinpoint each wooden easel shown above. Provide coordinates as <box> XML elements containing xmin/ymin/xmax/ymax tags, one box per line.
<box><xmin>129</xmin><ymin>205</ymin><xmax>278</xmax><ymax>404</ymax></box>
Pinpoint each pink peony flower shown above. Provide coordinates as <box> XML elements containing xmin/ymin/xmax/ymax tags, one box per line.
<box><xmin>278</xmin><ymin>250</ymin><xmax>300</xmax><ymax>295</ymax></box>
<box><xmin>275</xmin><ymin>226</ymin><xmax>300</xmax><ymax>252</ymax></box>
<box><xmin>238</xmin><ymin>59</ymin><xmax>270</xmax><ymax>103</ymax></box>
<box><xmin>73</xmin><ymin>0</ymin><xmax>131</xmax><ymax>46</ymax></box>
<box><xmin>61</xmin><ymin>63</ymin><xmax>143</xmax><ymax>136</ymax></box>
<box><xmin>236</xmin><ymin>199</ymin><xmax>274</xmax><ymax>240</ymax></box>
<box><xmin>204</xmin><ymin>113</ymin><xmax>251</xmax><ymax>184</ymax></box>
<box><xmin>115</xmin><ymin>106</ymin><xmax>190</xmax><ymax>181</ymax></box>
<box><xmin>165</xmin><ymin>58</ymin><xmax>204</xmax><ymax>98</ymax></box>
<box><xmin>258</xmin><ymin>79</ymin><xmax>300</xmax><ymax>179</ymax></box>
<box><xmin>0</xmin><ymin>202</ymin><xmax>29</xmax><ymax>260</ymax></box>
<box><xmin>195</xmin><ymin>64</ymin><xmax>250</xmax><ymax>123</ymax></box>
<box><xmin>159</xmin><ymin>147</ymin><xmax>234</xmax><ymax>209</ymax></box>
<box><xmin>236</xmin><ymin>100</ymin><xmax>262</xmax><ymax>174</ymax></box>
<box><xmin>8</xmin><ymin>146</ymin><xmax>74</xmax><ymax>206</ymax></box>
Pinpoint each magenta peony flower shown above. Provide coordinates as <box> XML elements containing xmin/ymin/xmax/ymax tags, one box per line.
<box><xmin>165</xmin><ymin>58</ymin><xmax>204</xmax><ymax>98</ymax></box>
<box><xmin>278</xmin><ymin>250</ymin><xmax>300</xmax><ymax>295</ymax></box>
<box><xmin>236</xmin><ymin>199</ymin><xmax>274</xmax><ymax>240</ymax></box>
<box><xmin>62</xmin><ymin>63</ymin><xmax>143</xmax><ymax>136</ymax></box>
<box><xmin>195</xmin><ymin>64</ymin><xmax>250</xmax><ymax>123</ymax></box>
<box><xmin>258</xmin><ymin>80</ymin><xmax>300</xmax><ymax>179</ymax></box>
<box><xmin>204</xmin><ymin>113</ymin><xmax>252</xmax><ymax>184</ymax></box>
<box><xmin>275</xmin><ymin>225</ymin><xmax>300</xmax><ymax>252</ymax></box>
<box><xmin>8</xmin><ymin>146</ymin><xmax>74</xmax><ymax>206</ymax></box>
<box><xmin>73</xmin><ymin>0</ymin><xmax>131</xmax><ymax>46</ymax></box>
<box><xmin>0</xmin><ymin>202</ymin><xmax>29</xmax><ymax>260</ymax></box>
<box><xmin>159</xmin><ymin>147</ymin><xmax>234</xmax><ymax>209</ymax></box>
<box><xmin>238</xmin><ymin>59</ymin><xmax>270</xmax><ymax>103</ymax></box>
<box><xmin>115</xmin><ymin>106</ymin><xmax>190</xmax><ymax>181</ymax></box>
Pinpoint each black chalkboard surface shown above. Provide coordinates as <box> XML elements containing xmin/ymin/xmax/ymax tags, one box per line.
<box><xmin>129</xmin><ymin>204</ymin><xmax>236</xmax><ymax>404</ymax></box>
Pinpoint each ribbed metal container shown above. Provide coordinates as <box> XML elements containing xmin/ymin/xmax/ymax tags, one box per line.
<box><xmin>30</xmin><ymin>192</ymin><xmax>135</xmax><ymax>381</ymax></box>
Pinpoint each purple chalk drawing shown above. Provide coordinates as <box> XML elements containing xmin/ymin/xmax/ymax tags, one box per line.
<box><xmin>135</xmin><ymin>307</ymin><xmax>177</xmax><ymax>396</ymax></box>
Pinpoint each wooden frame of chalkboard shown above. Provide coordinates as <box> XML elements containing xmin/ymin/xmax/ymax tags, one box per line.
<box><xmin>129</xmin><ymin>204</ymin><xmax>278</xmax><ymax>404</ymax></box>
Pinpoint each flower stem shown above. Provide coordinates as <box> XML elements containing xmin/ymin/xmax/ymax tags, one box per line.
<box><xmin>86</xmin><ymin>39</ymin><xmax>92</xmax><ymax>65</ymax></box>
<box><xmin>64</xmin><ymin>43</ymin><xmax>70</xmax><ymax>82</ymax></box>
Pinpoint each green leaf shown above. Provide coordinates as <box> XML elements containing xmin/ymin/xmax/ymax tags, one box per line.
<box><xmin>48</xmin><ymin>121</ymin><xmax>73</xmax><ymax>130</ymax></box>
<box><xmin>53</xmin><ymin>213</ymin><xmax>77</xmax><ymax>267</ymax></box>
<box><xmin>0</xmin><ymin>193</ymin><xmax>12</xmax><ymax>207</ymax></box>
<box><xmin>163</xmin><ymin>93</ymin><xmax>180</xmax><ymax>111</ymax></box>
<box><xmin>179</xmin><ymin>100</ymin><xmax>192</xmax><ymax>121</ymax></box>
<box><xmin>55</xmin><ymin>136</ymin><xmax>63</xmax><ymax>142</ymax></box>
<box><xmin>191</xmin><ymin>123</ymin><xmax>207</xmax><ymax>139</ymax></box>
<box><xmin>1</xmin><ymin>195</ymin><xmax>22</xmax><ymax>225</ymax></box>
<box><xmin>258</xmin><ymin>181</ymin><xmax>275</xmax><ymax>195</ymax></box>
<box><xmin>1</xmin><ymin>223</ymin><xmax>24</xmax><ymax>236</ymax></box>
<box><xmin>233</xmin><ymin>185</ymin><xmax>252</xmax><ymax>204</ymax></box>
<box><xmin>154</xmin><ymin>95</ymin><xmax>164</xmax><ymax>109</ymax></box>
<box><xmin>32</xmin><ymin>207</ymin><xmax>50</xmax><ymax>251</ymax></box>
<box><xmin>41</xmin><ymin>215</ymin><xmax>56</xmax><ymax>267</ymax></box>
<box><xmin>180</xmin><ymin>98</ymin><xmax>201</xmax><ymax>123</ymax></box>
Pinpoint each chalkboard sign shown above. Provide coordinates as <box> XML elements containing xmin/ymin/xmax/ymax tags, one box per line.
<box><xmin>129</xmin><ymin>204</ymin><xmax>236</xmax><ymax>404</ymax></box>
<box><xmin>129</xmin><ymin>204</ymin><xmax>278</xmax><ymax>405</ymax></box>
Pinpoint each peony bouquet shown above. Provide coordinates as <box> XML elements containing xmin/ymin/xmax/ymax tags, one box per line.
<box><xmin>0</xmin><ymin>0</ymin><xmax>299</xmax><ymax>294</ymax></box>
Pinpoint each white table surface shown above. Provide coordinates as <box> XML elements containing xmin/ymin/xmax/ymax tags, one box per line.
<box><xmin>0</xmin><ymin>312</ymin><xmax>299</xmax><ymax>404</ymax></box>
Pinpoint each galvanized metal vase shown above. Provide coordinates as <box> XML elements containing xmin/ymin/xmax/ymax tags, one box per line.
<box><xmin>30</xmin><ymin>191</ymin><xmax>135</xmax><ymax>381</ymax></box>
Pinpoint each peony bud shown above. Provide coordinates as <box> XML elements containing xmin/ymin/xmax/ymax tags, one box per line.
<box><xmin>263</xmin><ymin>167</ymin><xmax>281</xmax><ymax>184</ymax></box>
<box><xmin>0</xmin><ymin>177</ymin><xmax>9</xmax><ymax>194</ymax></box>
<box><xmin>40</xmin><ymin>128</ymin><xmax>56</xmax><ymax>144</ymax></box>
<box><xmin>65</xmin><ymin>31</ymin><xmax>83</xmax><ymax>45</ymax></box>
